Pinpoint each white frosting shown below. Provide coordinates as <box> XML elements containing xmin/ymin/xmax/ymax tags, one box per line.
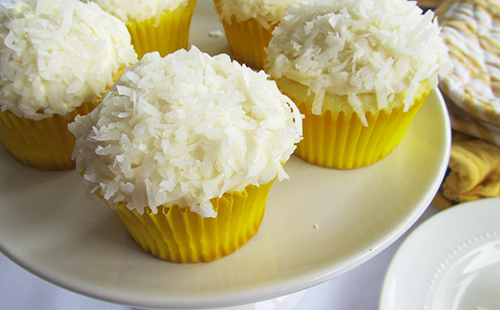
<box><xmin>93</xmin><ymin>0</ymin><xmax>187</xmax><ymax>23</ymax></box>
<box><xmin>266</xmin><ymin>0</ymin><xmax>451</xmax><ymax>125</ymax></box>
<box><xmin>215</xmin><ymin>0</ymin><xmax>301</xmax><ymax>29</ymax></box>
<box><xmin>69</xmin><ymin>47</ymin><xmax>303</xmax><ymax>218</ymax></box>
<box><xmin>0</xmin><ymin>0</ymin><xmax>137</xmax><ymax>120</ymax></box>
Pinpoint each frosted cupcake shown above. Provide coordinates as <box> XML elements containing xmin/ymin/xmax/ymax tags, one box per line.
<box><xmin>265</xmin><ymin>0</ymin><xmax>450</xmax><ymax>169</ymax></box>
<box><xmin>69</xmin><ymin>47</ymin><xmax>302</xmax><ymax>263</ymax></box>
<box><xmin>0</xmin><ymin>0</ymin><xmax>137</xmax><ymax>170</ymax></box>
<box><xmin>213</xmin><ymin>0</ymin><xmax>301</xmax><ymax>70</ymax></box>
<box><xmin>94</xmin><ymin>0</ymin><xmax>197</xmax><ymax>60</ymax></box>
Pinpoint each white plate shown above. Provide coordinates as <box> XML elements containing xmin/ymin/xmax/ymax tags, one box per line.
<box><xmin>380</xmin><ymin>198</ymin><xmax>500</xmax><ymax>310</ymax></box>
<box><xmin>0</xmin><ymin>1</ymin><xmax>451</xmax><ymax>309</ymax></box>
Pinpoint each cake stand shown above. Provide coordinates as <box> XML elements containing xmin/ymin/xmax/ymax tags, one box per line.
<box><xmin>0</xmin><ymin>1</ymin><xmax>451</xmax><ymax>309</ymax></box>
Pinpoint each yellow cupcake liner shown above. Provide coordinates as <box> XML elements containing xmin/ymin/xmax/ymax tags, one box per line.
<box><xmin>293</xmin><ymin>88</ymin><xmax>432</xmax><ymax>169</ymax></box>
<box><xmin>113</xmin><ymin>180</ymin><xmax>275</xmax><ymax>263</ymax></box>
<box><xmin>212</xmin><ymin>0</ymin><xmax>275</xmax><ymax>70</ymax></box>
<box><xmin>0</xmin><ymin>101</ymin><xmax>99</xmax><ymax>170</ymax></box>
<box><xmin>219</xmin><ymin>17</ymin><xmax>275</xmax><ymax>70</ymax></box>
<box><xmin>126</xmin><ymin>0</ymin><xmax>197</xmax><ymax>60</ymax></box>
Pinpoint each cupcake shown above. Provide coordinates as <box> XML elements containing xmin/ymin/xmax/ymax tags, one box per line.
<box><xmin>213</xmin><ymin>0</ymin><xmax>301</xmax><ymax>70</ymax></box>
<box><xmin>0</xmin><ymin>0</ymin><xmax>137</xmax><ymax>170</ymax></box>
<box><xmin>94</xmin><ymin>0</ymin><xmax>197</xmax><ymax>60</ymax></box>
<box><xmin>69</xmin><ymin>47</ymin><xmax>302</xmax><ymax>263</ymax></box>
<box><xmin>265</xmin><ymin>0</ymin><xmax>451</xmax><ymax>169</ymax></box>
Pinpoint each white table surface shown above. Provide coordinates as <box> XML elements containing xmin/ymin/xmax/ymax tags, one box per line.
<box><xmin>0</xmin><ymin>204</ymin><xmax>440</xmax><ymax>310</ymax></box>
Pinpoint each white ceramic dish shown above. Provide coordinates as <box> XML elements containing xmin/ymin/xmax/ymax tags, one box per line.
<box><xmin>0</xmin><ymin>1</ymin><xmax>451</xmax><ymax>309</ymax></box>
<box><xmin>380</xmin><ymin>197</ymin><xmax>500</xmax><ymax>310</ymax></box>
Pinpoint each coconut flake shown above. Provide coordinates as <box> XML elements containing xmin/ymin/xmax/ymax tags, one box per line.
<box><xmin>215</xmin><ymin>0</ymin><xmax>302</xmax><ymax>28</ymax></box>
<box><xmin>93</xmin><ymin>0</ymin><xmax>187</xmax><ymax>23</ymax></box>
<box><xmin>208</xmin><ymin>30</ymin><xmax>224</xmax><ymax>37</ymax></box>
<box><xmin>348</xmin><ymin>93</ymin><xmax>368</xmax><ymax>126</ymax></box>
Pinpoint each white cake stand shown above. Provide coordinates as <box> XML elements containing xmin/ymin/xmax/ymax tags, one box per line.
<box><xmin>0</xmin><ymin>1</ymin><xmax>451</xmax><ymax>309</ymax></box>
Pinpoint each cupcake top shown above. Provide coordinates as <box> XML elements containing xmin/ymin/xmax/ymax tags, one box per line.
<box><xmin>266</xmin><ymin>0</ymin><xmax>450</xmax><ymax>125</ymax></box>
<box><xmin>0</xmin><ymin>0</ymin><xmax>137</xmax><ymax>120</ymax></box>
<box><xmin>215</xmin><ymin>0</ymin><xmax>301</xmax><ymax>29</ymax></box>
<box><xmin>93</xmin><ymin>0</ymin><xmax>188</xmax><ymax>24</ymax></box>
<box><xmin>69</xmin><ymin>47</ymin><xmax>302</xmax><ymax>218</ymax></box>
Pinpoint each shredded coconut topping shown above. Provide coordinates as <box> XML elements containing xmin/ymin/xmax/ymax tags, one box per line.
<box><xmin>0</xmin><ymin>0</ymin><xmax>137</xmax><ymax>120</ymax></box>
<box><xmin>93</xmin><ymin>0</ymin><xmax>187</xmax><ymax>23</ymax></box>
<box><xmin>266</xmin><ymin>0</ymin><xmax>451</xmax><ymax>125</ymax></box>
<box><xmin>69</xmin><ymin>47</ymin><xmax>303</xmax><ymax>218</ymax></box>
<box><xmin>215</xmin><ymin>0</ymin><xmax>301</xmax><ymax>29</ymax></box>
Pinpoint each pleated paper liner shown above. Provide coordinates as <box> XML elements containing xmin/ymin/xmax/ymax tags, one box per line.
<box><xmin>213</xmin><ymin>0</ymin><xmax>274</xmax><ymax>70</ymax></box>
<box><xmin>0</xmin><ymin>100</ymin><xmax>99</xmax><ymax>171</ymax></box>
<box><xmin>113</xmin><ymin>179</ymin><xmax>275</xmax><ymax>263</ymax></box>
<box><xmin>289</xmin><ymin>84</ymin><xmax>432</xmax><ymax>169</ymax></box>
<box><xmin>126</xmin><ymin>0</ymin><xmax>197</xmax><ymax>60</ymax></box>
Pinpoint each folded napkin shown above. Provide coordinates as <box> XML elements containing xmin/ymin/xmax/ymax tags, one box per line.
<box><xmin>433</xmin><ymin>131</ymin><xmax>500</xmax><ymax>209</ymax></box>
<box><xmin>432</xmin><ymin>0</ymin><xmax>500</xmax><ymax>209</ymax></box>
<box><xmin>435</xmin><ymin>0</ymin><xmax>500</xmax><ymax>146</ymax></box>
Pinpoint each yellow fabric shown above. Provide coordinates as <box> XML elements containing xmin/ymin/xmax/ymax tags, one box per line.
<box><xmin>434</xmin><ymin>132</ymin><xmax>500</xmax><ymax>209</ymax></box>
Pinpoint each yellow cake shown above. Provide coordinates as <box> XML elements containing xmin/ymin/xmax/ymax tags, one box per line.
<box><xmin>265</xmin><ymin>0</ymin><xmax>451</xmax><ymax>169</ymax></box>
<box><xmin>213</xmin><ymin>0</ymin><xmax>301</xmax><ymax>70</ymax></box>
<box><xmin>0</xmin><ymin>0</ymin><xmax>137</xmax><ymax>170</ymax></box>
<box><xmin>94</xmin><ymin>0</ymin><xmax>197</xmax><ymax>60</ymax></box>
<box><xmin>69</xmin><ymin>47</ymin><xmax>303</xmax><ymax>263</ymax></box>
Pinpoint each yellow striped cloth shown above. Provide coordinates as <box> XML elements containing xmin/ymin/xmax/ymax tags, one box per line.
<box><xmin>431</xmin><ymin>0</ymin><xmax>500</xmax><ymax>209</ymax></box>
<box><xmin>436</xmin><ymin>0</ymin><xmax>500</xmax><ymax>146</ymax></box>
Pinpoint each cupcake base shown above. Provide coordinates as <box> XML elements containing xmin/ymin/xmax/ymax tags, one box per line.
<box><xmin>276</xmin><ymin>78</ymin><xmax>432</xmax><ymax>169</ymax></box>
<box><xmin>0</xmin><ymin>101</ymin><xmax>99</xmax><ymax>170</ymax></box>
<box><xmin>294</xmin><ymin>99</ymin><xmax>427</xmax><ymax>169</ymax></box>
<box><xmin>113</xmin><ymin>180</ymin><xmax>275</xmax><ymax>263</ymax></box>
<box><xmin>126</xmin><ymin>0</ymin><xmax>197</xmax><ymax>60</ymax></box>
